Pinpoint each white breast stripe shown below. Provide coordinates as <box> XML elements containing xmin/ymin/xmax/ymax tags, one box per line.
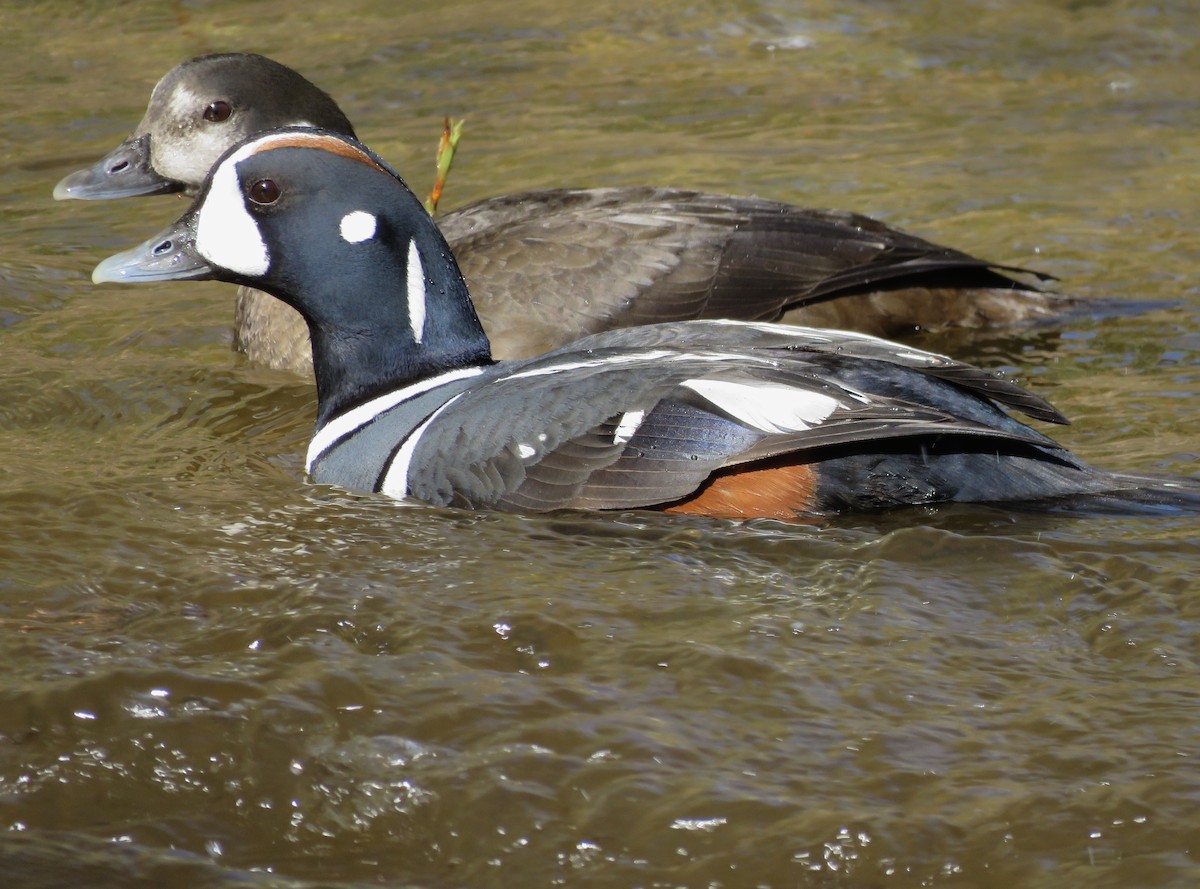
<box><xmin>379</xmin><ymin>393</ymin><xmax>467</xmax><ymax>499</ymax></box>
<box><xmin>613</xmin><ymin>410</ymin><xmax>645</xmax><ymax>444</ymax></box>
<box><xmin>407</xmin><ymin>239</ymin><xmax>426</xmax><ymax>343</ymax></box>
<box><xmin>306</xmin><ymin>365</ymin><xmax>486</xmax><ymax>472</ymax></box>
<box><xmin>681</xmin><ymin>379</ymin><xmax>841</xmax><ymax>433</ymax></box>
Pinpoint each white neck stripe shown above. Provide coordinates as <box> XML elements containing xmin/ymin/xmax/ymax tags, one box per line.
<box><xmin>306</xmin><ymin>365</ymin><xmax>486</xmax><ymax>472</ymax></box>
<box><xmin>407</xmin><ymin>239</ymin><xmax>426</xmax><ymax>344</ymax></box>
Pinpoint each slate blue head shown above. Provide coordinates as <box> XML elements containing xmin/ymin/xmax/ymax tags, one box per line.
<box><xmin>93</xmin><ymin>128</ymin><xmax>490</xmax><ymax>421</ymax></box>
<box><xmin>54</xmin><ymin>53</ymin><xmax>355</xmax><ymax>201</ymax></box>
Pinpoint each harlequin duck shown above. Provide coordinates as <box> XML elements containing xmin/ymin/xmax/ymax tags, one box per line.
<box><xmin>59</xmin><ymin>53</ymin><xmax>1083</xmax><ymax>375</ymax></box>
<box><xmin>90</xmin><ymin>129</ymin><xmax>1198</xmax><ymax>518</ymax></box>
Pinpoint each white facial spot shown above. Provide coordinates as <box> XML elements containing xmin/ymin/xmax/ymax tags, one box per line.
<box><xmin>681</xmin><ymin>379</ymin><xmax>840</xmax><ymax>433</ymax></box>
<box><xmin>168</xmin><ymin>83</ymin><xmax>209</xmax><ymax>122</ymax></box>
<box><xmin>517</xmin><ymin>443</ymin><xmax>536</xmax><ymax>459</ymax></box>
<box><xmin>613</xmin><ymin>410</ymin><xmax>645</xmax><ymax>445</ymax></box>
<box><xmin>194</xmin><ymin>155</ymin><xmax>269</xmax><ymax>277</ymax></box>
<box><xmin>153</xmin><ymin>85</ymin><xmax>233</xmax><ymax>181</ymax></box>
<box><xmin>339</xmin><ymin>210</ymin><xmax>377</xmax><ymax>244</ymax></box>
<box><xmin>407</xmin><ymin>239</ymin><xmax>426</xmax><ymax>344</ymax></box>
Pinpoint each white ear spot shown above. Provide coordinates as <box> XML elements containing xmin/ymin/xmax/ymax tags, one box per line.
<box><xmin>407</xmin><ymin>239</ymin><xmax>426</xmax><ymax>344</ymax></box>
<box><xmin>339</xmin><ymin>210</ymin><xmax>377</xmax><ymax>244</ymax></box>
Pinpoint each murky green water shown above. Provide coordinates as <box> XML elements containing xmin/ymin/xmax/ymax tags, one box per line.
<box><xmin>2</xmin><ymin>0</ymin><xmax>1198</xmax><ymax>886</ymax></box>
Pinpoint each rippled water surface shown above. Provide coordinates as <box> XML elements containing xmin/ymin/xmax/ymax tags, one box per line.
<box><xmin>2</xmin><ymin>1</ymin><xmax>1199</xmax><ymax>886</ymax></box>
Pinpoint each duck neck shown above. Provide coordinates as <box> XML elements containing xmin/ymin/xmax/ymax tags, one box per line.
<box><xmin>295</xmin><ymin>227</ymin><xmax>493</xmax><ymax>427</ymax></box>
<box><xmin>309</xmin><ymin>315</ymin><xmax>491</xmax><ymax>426</ymax></box>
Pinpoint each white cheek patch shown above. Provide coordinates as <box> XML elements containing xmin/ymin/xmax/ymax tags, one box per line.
<box><xmin>407</xmin><ymin>239</ymin><xmax>426</xmax><ymax>344</ymax></box>
<box><xmin>194</xmin><ymin>157</ymin><xmax>269</xmax><ymax>277</ymax></box>
<box><xmin>340</xmin><ymin>210</ymin><xmax>377</xmax><ymax>244</ymax></box>
<box><xmin>681</xmin><ymin>379</ymin><xmax>840</xmax><ymax>434</ymax></box>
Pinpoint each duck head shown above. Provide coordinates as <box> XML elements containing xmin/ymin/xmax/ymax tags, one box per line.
<box><xmin>93</xmin><ymin>128</ymin><xmax>490</xmax><ymax>422</ymax></box>
<box><xmin>54</xmin><ymin>53</ymin><xmax>354</xmax><ymax>200</ymax></box>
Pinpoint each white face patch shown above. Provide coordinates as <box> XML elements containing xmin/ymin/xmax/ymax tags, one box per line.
<box><xmin>681</xmin><ymin>379</ymin><xmax>840</xmax><ymax>434</ymax></box>
<box><xmin>194</xmin><ymin>153</ymin><xmax>269</xmax><ymax>277</ymax></box>
<box><xmin>407</xmin><ymin>239</ymin><xmax>426</xmax><ymax>344</ymax></box>
<box><xmin>193</xmin><ymin>130</ymin><xmax>385</xmax><ymax>280</ymax></box>
<box><xmin>339</xmin><ymin>210</ymin><xmax>377</xmax><ymax>244</ymax></box>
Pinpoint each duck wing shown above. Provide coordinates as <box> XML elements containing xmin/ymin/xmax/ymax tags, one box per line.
<box><xmin>440</xmin><ymin>187</ymin><xmax>1053</xmax><ymax>357</ymax></box>
<box><xmin>387</xmin><ymin>335</ymin><xmax>1064</xmax><ymax>512</ymax></box>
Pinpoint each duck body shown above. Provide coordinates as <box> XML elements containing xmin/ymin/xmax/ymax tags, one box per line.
<box><xmin>92</xmin><ymin>129</ymin><xmax>1199</xmax><ymax>519</ymax></box>
<box><xmin>59</xmin><ymin>53</ymin><xmax>1080</xmax><ymax>374</ymax></box>
<box><xmin>301</xmin><ymin>320</ymin><xmax>1095</xmax><ymax>516</ymax></box>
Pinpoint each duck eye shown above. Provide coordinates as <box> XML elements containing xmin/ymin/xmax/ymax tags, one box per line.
<box><xmin>248</xmin><ymin>179</ymin><xmax>281</xmax><ymax>205</ymax></box>
<box><xmin>203</xmin><ymin>100</ymin><xmax>232</xmax><ymax>122</ymax></box>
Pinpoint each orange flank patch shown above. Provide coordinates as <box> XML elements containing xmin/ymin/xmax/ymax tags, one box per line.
<box><xmin>662</xmin><ymin>461</ymin><xmax>820</xmax><ymax>520</ymax></box>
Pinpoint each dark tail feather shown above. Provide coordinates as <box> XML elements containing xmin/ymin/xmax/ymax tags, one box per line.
<box><xmin>1022</xmin><ymin>472</ymin><xmax>1200</xmax><ymax>516</ymax></box>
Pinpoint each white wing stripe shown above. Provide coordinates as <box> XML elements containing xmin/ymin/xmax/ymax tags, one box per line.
<box><xmin>681</xmin><ymin>379</ymin><xmax>841</xmax><ymax>433</ymax></box>
<box><xmin>500</xmin><ymin>349</ymin><xmax>765</xmax><ymax>382</ymax></box>
<box><xmin>613</xmin><ymin>410</ymin><xmax>646</xmax><ymax>444</ymax></box>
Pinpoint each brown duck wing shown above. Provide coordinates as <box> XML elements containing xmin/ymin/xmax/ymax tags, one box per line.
<box><xmin>440</xmin><ymin>187</ymin><xmax>1055</xmax><ymax>358</ymax></box>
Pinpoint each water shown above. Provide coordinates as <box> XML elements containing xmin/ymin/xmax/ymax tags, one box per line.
<box><xmin>1</xmin><ymin>0</ymin><xmax>1198</xmax><ymax>886</ymax></box>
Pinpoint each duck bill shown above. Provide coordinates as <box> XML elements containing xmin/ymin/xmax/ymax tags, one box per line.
<box><xmin>53</xmin><ymin>134</ymin><xmax>183</xmax><ymax>200</ymax></box>
<box><xmin>92</xmin><ymin>217</ymin><xmax>214</xmax><ymax>284</ymax></box>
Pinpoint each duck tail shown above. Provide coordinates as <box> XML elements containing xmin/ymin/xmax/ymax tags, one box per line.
<box><xmin>1035</xmin><ymin>471</ymin><xmax>1200</xmax><ymax>516</ymax></box>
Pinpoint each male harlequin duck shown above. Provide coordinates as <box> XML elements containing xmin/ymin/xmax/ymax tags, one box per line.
<box><xmin>91</xmin><ymin>129</ymin><xmax>1198</xmax><ymax>518</ymax></box>
<box><xmin>58</xmin><ymin>52</ymin><xmax>1085</xmax><ymax>375</ymax></box>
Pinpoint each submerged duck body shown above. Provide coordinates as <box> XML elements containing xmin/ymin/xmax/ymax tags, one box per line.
<box><xmin>59</xmin><ymin>52</ymin><xmax>1078</xmax><ymax>374</ymax></box>
<box><xmin>92</xmin><ymin>129</ymin><xmax>1198</xmax><ymax>518</ymax></box>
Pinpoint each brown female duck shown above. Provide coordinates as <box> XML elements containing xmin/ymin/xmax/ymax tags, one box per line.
<box><xmin>58</xmin><ymin>53</ymin><xmax>1078</xmax><ymax>375</ymax></box>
